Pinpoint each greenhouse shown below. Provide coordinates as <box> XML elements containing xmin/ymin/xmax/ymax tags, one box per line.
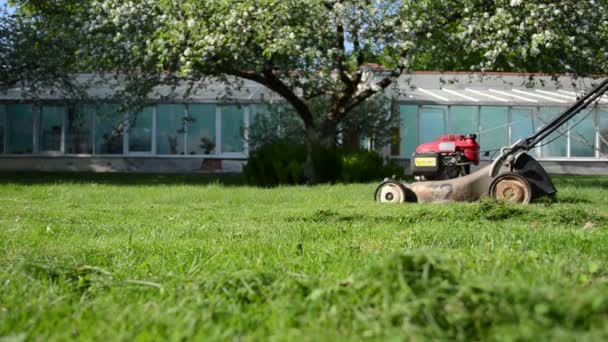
<box><xmin>0</xmin><ymin>72</ymin><xmax>607</xmax><ymax>173</ymax></box>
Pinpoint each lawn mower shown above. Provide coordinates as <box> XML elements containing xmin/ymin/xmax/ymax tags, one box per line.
<box><xmin>375</xmin><ymin>78</ymin><xmax>608</xmax><ymax>204</ymax></box>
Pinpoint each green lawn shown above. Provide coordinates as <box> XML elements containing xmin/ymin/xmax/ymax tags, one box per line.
<box><xmin>1</xmin><ymin>173</ymin><xmax>608</xmax><ymax>341</ymax></box>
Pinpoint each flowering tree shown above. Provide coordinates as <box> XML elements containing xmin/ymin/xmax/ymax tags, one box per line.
<box><xmin>0</xmin><ymin>3</ymin><xmax>84</xmax><ymax>96</ymax></box>
<box><xmin>248</xmin><ymin>94</ymin><xmax>397</xmax><ymax>151</ymax></box>
<box><xmin>4</xmin><ymin>0</ymin><xmax>608</xmax><ymax>179</ymax></box>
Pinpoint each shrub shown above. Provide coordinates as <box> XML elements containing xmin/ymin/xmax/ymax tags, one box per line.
<box><xmin>244</xmin><ymin>141</ymin><xmax>307</xmax><ymax>186</ymax></box>
<box><xmin>382</xmin><ymin>160</ymin><xmax>405</xmax><ymax>179</ymax></box>
<box><xmin>244</xmin><ymin>142</ymin><xmax>404</xmax><ymax>186</ymax></box>
<box><xmin>312</xmin><ymin>144</ymin><xmax>342</xmax><ymax>184</ymax></box>
<box><xmin>341</xmin><ymin>149</ymin><xmax>404</xmax><ymax>182</ymax></box>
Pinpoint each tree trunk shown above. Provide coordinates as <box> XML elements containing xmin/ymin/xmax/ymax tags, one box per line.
<box><xmin>304</xmin><ymin>126</ymin><xmax>319</xmax><ymax>184</ymax></box>
<box><xmin>303</xmin><ymin>117</ymin><xmax>339</xmax><ymax>184</ymax></box>
<box><xmin>319</xmin><ymin>117</ymin><xmax>338</xmax><ymax>147</ymax></box>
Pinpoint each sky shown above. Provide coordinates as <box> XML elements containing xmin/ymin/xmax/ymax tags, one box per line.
<box><xmin>1</xmin><ymin>0</ymin><xmax>14</xmax><ymax>14</ymax></box>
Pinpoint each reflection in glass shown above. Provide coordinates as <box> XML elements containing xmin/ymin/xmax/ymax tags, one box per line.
<box><xmin>535</xmin><ymin>107</ymin><xmax>567</xmax><ymax>158</ymax></box>
<box><xmin>187</xmin><ymin>104</ymin><xmax>216</xmax><ymax>155</ymax></box>
<box><xmin>399</xmin><ymin>105</ymin><xmax>418</xmax><ymax>158</ymax></box>
<box><xmin>420</xmin><ymin>107</ymin><xmax>445</xmax><ymax>144</ymax></box>
<box><xmin>128</xmin><ymin>107</ymin><xmax>154</xmax><ymax>153</ymax></box>
<box><xmin>95</xmin><ymin>104</ymin><xmax>124</xmax><ymax>154</ymax></box>
<box><xmin>510</xmin><ymin>108</ymin><xmax>535</xmax><ymax>144</ymax></box>
<box><xmin>66</xmin><ymin>105</ymin><xmax>94</xmax><ymax>154</ymax></box>
<box><xmin>569</xmin><ymin>109</ymin><xmax>596</xmax><ymax>157</ymax></box>
<box><xmin>479</xmin><ymin>106</ymin><xmax>508</xmax><ymax>155</ymax></box>
<box><xmin>157</xmin><ymin>104</ymin><xmax>186</xmax><ymax>155</ymax></box>
<box><xmin>7</xmin><ymin>104</ymin><xmax>34</xmax><ymax>154</ymax></box>
<box><xmin>249</xmin><ymin>104</ymin><xmax>266</xmax><ymax>130</ymax></box>
<box><xmin>0</xmin><ymin>105</ymin><xmax>5</xmax><ymax>153</ymax></box>
<box><xmin>221</xmin><ymin>105</ymin><xmax>244</xmax><ymax>153</ymax></box>
<box><xmin>449</xmin><ymin>106</ymin><xmax>478</xmax><ymax>136</ymax></box>
<box><xmin>39</xmin><ymin>106</ymin><xmax>65</xmax><ymax>152</ymax></box>
<box><xmin>599</xmin><ymin>108</ymin><xmax>608</xmax><ymax>157</ymax></box>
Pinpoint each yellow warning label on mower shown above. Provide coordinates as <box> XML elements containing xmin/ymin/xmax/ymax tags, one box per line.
<box><xmin>414</xmin><ymin>157</ymin><xmax>436</xmax><ymax>167</ymax></box>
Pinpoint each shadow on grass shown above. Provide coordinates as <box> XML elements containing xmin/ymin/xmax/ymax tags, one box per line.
<box><xmin>0</xmin><ymin>172</ymin><xmax>246</xmax><ymax>186</ymax></box>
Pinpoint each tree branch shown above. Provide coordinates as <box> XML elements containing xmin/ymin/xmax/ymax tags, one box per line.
<box><xmin>335</xmin><ymin>22</ymin><xmax>353</xmax><ymax>88</ymax></box>
<box><xmin>261</xmin><ymin>68</ymin><xmax>316</xmax><ymax>128</ymax></box>
<box><xmin>218</xmin><ymin>66</ymin><xmax>315</xmax><ymax>129</ymax></box>
<box><xmin>352</xmin><ymin>24</ymin><xmax>364</xmax><ymax>86</ymax></box>
<box><xmin>345</xmin><ymin>70</ymin><xmax>399</xmax><ymax>113</ymax></box>
<box><xmin>329</xmin><ymin>16</ymin><xmax>360</xmax><ymax>122</ymax></box>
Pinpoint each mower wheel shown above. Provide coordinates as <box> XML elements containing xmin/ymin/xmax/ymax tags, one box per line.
<box><xmin>489</xmin><ymin>172</ymin><xmax>532</xmax><ymax>204</ymax></box>
<box><xmin>374</xmin><ymin>180</ymin><xmax>416</xmax><ymax>203</ymax></box>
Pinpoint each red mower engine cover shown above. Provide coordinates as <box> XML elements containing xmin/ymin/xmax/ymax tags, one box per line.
<box><xmin>412</xmin><ymin>134</ymin><xmax>480</xmax><ymax>180</ymax></box>
<box><xmin>415</xmin><ymin>134</ymin><xmax>480</xmax><ymax>164</ymax></box>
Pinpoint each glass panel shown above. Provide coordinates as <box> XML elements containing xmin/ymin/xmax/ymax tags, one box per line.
<box><xmin>39</xmin><ymin>106</ymin><xmax>65</xmax><ymax>152</ymax></box>
<box><xmin>535</xmin><ymin>107</ymin><xmax>567</xmax><ymax>158</ymax></box>
<box><xmin>221</xmin><ymin>105</ymin><xmax>244</xmax><ymax>153</ymax></box>
<box><xmin>249</xmin><ymin>104</ymin><xmax>267</xmax><ymax>128</ymax></box>
<box><xmin>0</xmin><ymin>105</ymin><xmax>5</xmax><ymax>153</ymax></box>
<box><xmin>128</xmin><ymin>107</ymin><xmax>154</xmax><ymax>153</ymax></box>
<box><xmin>448</xmin><ymin>106</ymin><xmax>478</xmax><ymax>135</ymax></box>
<box><xmin>400</xmin><ymin>105</ymin><xmax>418</xmax><ymax>158</ymax></box>
<box><xmin>420</xmin><ymin>107</ymin><xmax>445</xmax><ymax>144</ymax></box>
<box><xmin>66</xmin><ymin>105</ymin><xmax>94</xmax><ymax>154</ymax></box>
<box><xmin>360</xmin><ymin>136</ymin><xmax>370</xmax><ymax>150</ymax></box>
<box><xmin>479</xmin><ymin>106</ymin><xmax>508</xmax><ymax>156</ymax></box>
<box><xmin>510</xmin><ymin>107</ymin><xmax>535</xmax><ymax>144</ymax></box>
<box><xmin>600</xmin><ymin>108</ymin><xmax>608</xmax><ymax>158</ymax></box>
<box><xmin>95</xmin><ymin>104</ymin><xmax>124</xmax><ymax>154</ymax></box>
<box><xmin>248</xmin><ymin>103</ymin><xmax>270</xmax><ymax>148</ymax></box>
<box><xmin>569</xmin><ymin>108</ymin><xmax>596</xmax><ymax>157</ymax></box>
<box><xmin>7</xmin><ymin>104</ymin><xmax>34</xmax><ymax>154</ymax></box>
<box><xmin>187</xmin><ymin>104</ymin><xmax>216</xmax><ymax>155</ymax></box>
<box><xmin>157</xmin><ymin>104</ymin><xmax>186</xmax><ymax>155</ymax></box>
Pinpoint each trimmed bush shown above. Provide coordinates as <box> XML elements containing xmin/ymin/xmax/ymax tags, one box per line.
<box><xmin>341</xmin><ymin>149</ymin><xmax>404</xmax><ymax>182</ymax></box>
<box><xmin>341</xmin><ymin>149</ymin><xmax>384</xmax><ymax>182</ymax></box>
<box><xmin>244</xmin><ymin>141</ymin><xmax>306</xmax><ymax>186</ymax></box>
<box><xmin>244</xmin><ymin>142</ymin><xmax>403</xmax><ymax>186</ymax></box>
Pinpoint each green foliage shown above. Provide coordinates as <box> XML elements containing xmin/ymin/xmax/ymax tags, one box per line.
<box><xmin>244</xmin><ymin>141</ymin><xmax>343</xmax><ymax>186</ymax></box>
<box><xmin>248</xmin><ymin>94</ymin><xmax>397</xmax><ymax>150</ymax></box>
<box><xmin>247</xmin><ymin>104</ymin><xmax>307</xmax><ymax>151</ymax></box>
<box><xmin>1</xmin><ymin>174</ymin><xmax>608</xmax><ymax>339</ymax></box>
<box><xmin>0</xmin><ymin>5</ymin><xmax>82</xmax><ymax>95</ymax></box>
<box><xmin>7</xmin><ymin>0</ymin><xmax>606</xmax><ymax>163</ymax></box>
<box><xmin>244</xmin><ymin>141</ymin><xmax>307</xmax><ymax>186</ymax></box>
<box><xmin>340</xmin><ymin>149</ymin><xmax>403</xmax><ymax>183</ymax></box>
<box><xmin>244</xmin><ymin>142</ymin><xmax>403</xmax><ymax>186</ymax></box>
<box><xmin>340</xmin><ymin>94</ymin><xmax>398</xmax><ymax>150</ymax></box>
